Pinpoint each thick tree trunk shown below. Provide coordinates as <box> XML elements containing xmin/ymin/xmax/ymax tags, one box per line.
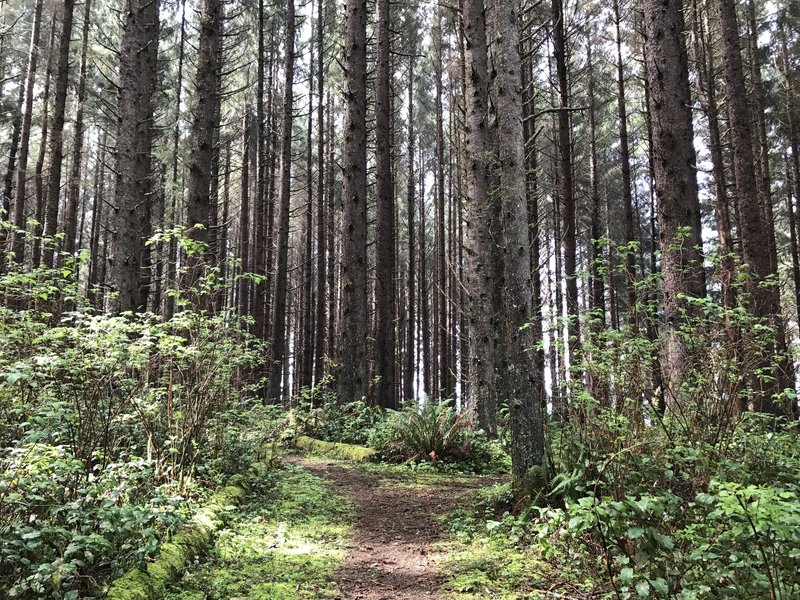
<box><xmin>112</xmin><ymin>0</ymin><xmax>161</xmax><ymax>313</ymax></box>
<box><xmin>186</xmin><ymin>0</ymin><xmax>223</xmax><ymax>293</ymax></box>
<box><xmin>374</xmin><ymin>0</ymin><xmax>396</xmax><ymax>409</ymax></box>
<box><xmin>642</xmin><ymin>0</ymin><xmax>705</xmax><ymax>412</ymax></box>
<box><xmin>462</xmin><ymin>0</ymin><xmax>497</xmax><ymax>435</ymax></box>
<box><xmin>717</xmin><ymin>0</ymin><xmax>792</xmax><ymax>414</ymax></box>
<box><xmin>488</xmin><ymin>0</ymin><xmax>545</xmax><ymax>484</ymax></box>
<box><xmin>336</xmin><ymin>0</ymin><xmax>369</xmax><ymax>403</ymax></box>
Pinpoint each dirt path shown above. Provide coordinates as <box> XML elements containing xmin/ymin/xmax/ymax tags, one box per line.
<box><xmin>288</xmin><ymin>456</ymin><xmax>487</xmax><ymax>600</ymax></box>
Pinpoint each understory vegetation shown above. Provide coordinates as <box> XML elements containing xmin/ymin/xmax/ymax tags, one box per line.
<box><xmin>1</xmin><ymin>264</ymin><xmax>799</xmax><ymax>599</ymax></box>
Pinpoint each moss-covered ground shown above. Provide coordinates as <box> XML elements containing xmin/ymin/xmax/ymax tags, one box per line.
<box><xmin>163</xmin><ymin>451</ymin><xmax>571</xmax><ymax>600</ymax></box>
<box><xmin>164</xmin><ymin>463</ymin><xmax>353</xmax><ymax>600</ymax></box>
<box><xmin>434</xmin><ymin>483</ymin><xmax>598</xmax><ymax>599</ymax></box>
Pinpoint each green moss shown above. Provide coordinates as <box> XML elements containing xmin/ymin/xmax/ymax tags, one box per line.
<box><xmin>294</xmin><ymin>435</ymin><xmax>376</xmax><ymax>462</ymax></box>
<box><xmin>164</xmin><ymin>465</ymin><xmax>353</xmax><ymax>600</ymax></box>
<box><xmin>105</xmin><ymin>480</ymin><xmax>247</xmax><ymax>600</ymax></box>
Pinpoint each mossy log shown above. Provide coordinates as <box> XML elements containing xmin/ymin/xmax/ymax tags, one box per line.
<box><xmin>105</xmin><ymin>480</ymin><xmax>247</xmax><ymax>600</ymax></box>
<box><xmin>294</xmin><ymin>435</ymin><xmax>376</xmax><ymax>462</ymax></box>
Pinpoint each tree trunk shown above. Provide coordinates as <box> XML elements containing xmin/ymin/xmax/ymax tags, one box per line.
<box><xmin>552</xmin><ymin>0</ymin><xmax>579</xmax><ymax>378</ymax></box>
<box><xmin>64</xmin><ymin>0</ymin><xmax>92</xmax><ymax>258</ymax></box>
<box><xmin>42</xmin><ymin>0</ymin><xmax>76</xmax><ymax>268</ymax></box>
<box><xmin>186</xmin><ymin>0</ymin><xmax>223</xmax><ymax>292</ymax></box>
<box><xmin>717</xmin><ymin>0</ymin><xmax>792</xmax><ymax>414</ymax></box>
<box><xmin>336</xmin><ymin>0</ymin><xmax>369</xmax><ymax>403</ymax></box>
<box><xmin>405</xmin><ymin>53</ymin><xmax>416</xmax><ymax>404</ymax></box>
<box><xmin>462</xmin><ymin>0</ymin><xmax>497</xmax><ymax>435</ymax></box>
<box><xmin>374</xmin><ymin>0</ymin><xmax>396</xmax><ymax>409</ymax></box>
<box><xmin>165</xmin><ymin>0</ymin><xmax>187</xmax><ymax>320</ymax></box>
<box><xmin>266</xmin><ymin>0</ymin><xmax>296</xmax><ymax>404</ymax></box>
<box><xmin>238</xmin><ymin>111</ymin><xmax>252</xmax><ymax>319</ymax></box>
<box><xmin>313</xmin><ymin>0</ymin><xmax>327</xmax><ymax>387</ymax></box>
<box><xmin>488</xmin><ymin>0</ymin><xmax>545</xmax><ymax>484</ymax></box>
<box><xmin>112</xmin><ymin>0</ymin><xmax>161</xmax><ymax>313</ymax></box>
<box><xmin>10</xmin><ymin>0</ymin><xmax>44</xmax><ymax>266</ymax></box>
<box><xmin>642</xmin><ymin>0</ymin><xmax>705</xmax><ymax>412</ymax></box>
<box><xmin>612</xmin><ymin>0</ymin><xmax>636</xmax><ymax>322</ymax></box>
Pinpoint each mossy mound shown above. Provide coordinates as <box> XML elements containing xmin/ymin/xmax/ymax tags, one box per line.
<box><xmin>294</xmin><ymin>435</ymin><xmax>376</xmax><ymax>462</ymax></box>
<box><xmin>105</xmin><ymin>482</ymin><xmax>247</xmax><ymax>600</ymax></box>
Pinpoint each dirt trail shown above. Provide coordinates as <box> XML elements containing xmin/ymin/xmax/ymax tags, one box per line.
<box><xmin>288</xmin><ymin>456</ymin><xmax>485</xmax><ymax>600</ymax></box>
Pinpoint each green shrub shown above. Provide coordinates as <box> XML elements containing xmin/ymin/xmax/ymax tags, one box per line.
<box><xmin>294</xmin><ymin>399</ymin><xmax>383</xmax><ymax>446</ymax></box>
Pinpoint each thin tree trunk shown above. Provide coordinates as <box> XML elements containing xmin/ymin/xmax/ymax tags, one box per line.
<box><xmin>552</xmin><ymin>0</ymin><xmax>579</xmax><ymax>378</ymax></box>
<box><xmin>165</xmin><ymin>0</ymin><xmax>187</xmax><ymax>320</ymax></box>
<box><xmin>612</xmin><ymin>0</ymin><xmax>636</xmax><ymax>322</ymax></box>
<box><xmin>238</xmin><ymin>111</ymin><xmax>252</xmax><ymax>318</ymax></box>
<box><xmin>313</xmin><ymin>0</ymin><xmax>327</xmax><ymax>386</ymax></box>
<box><xmin>266</xmin><ymin>0</ymin><xmax>296</xmax><ymax>404</ymax></box>
<box><xmin>42</xmin><ymin>0</ymin><xmax>76</xmax><ymax>268</ymax></box>
<box><xmin>64</xmin><ymin>0</ymin><xmax>92</xmax><ymax>258</ymax></box>
<box><xmin>10</xmin><ymin>0</ymin><xmax>44</xmax><ymax>266</ymax></box>
<box><xmin>405</xmin><ymin>54</ymin><xmax>416</xmax><ymax>404</ymax></box>
<box><xmin>32</xmin><ymin>21</ymin><xmax>56</xmax><ymax>269</ymax></box>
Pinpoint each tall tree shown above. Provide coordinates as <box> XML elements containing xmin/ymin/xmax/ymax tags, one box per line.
<box><xmin>266</xmin><ymin>0</ymin><xmax>296</xmax><ymax>404</ymax></box>
<box><xmin>186</xmin><ymin>0</ymin><xmax>223</xmax><ymax>291</ymax></box>
<box><xmin>404</xmin><ymin>49</ymin><xmax>417</xmax><ymax>404</ymax></box>
<box><xmin>64</xmin><ymin>0</ymin><xmax>92</xmax><ymax>258</ymax></box>
<box><xmin>642</xmin><ymin>0</ymin><xmax>705</xmax><ymax>411</ymax></box>
<box><xmin>552</xmin><ymin>0</ymin><xmax>579</xmax><ymax>376</ymax></box>
<box><xmin>10</xmin><ymin>0</ymin><xmax>44</xmax><ymax>265</ymax></box>
<box><xmin>487</xmin><ymin>0</ymin><xmax>545</xmax><ymax>484</ymax></box>
<box><xmin>313</xmin><ymin>0</ymin><xmax>327</xmax><ymax>386</ymax></box>
<box><xmin>717</xmin><ymin>0</ymin><xmax>792</xmax><ymax>413</ymax></box>
<box><xmin>336</xmin><ymin>0</ymin><xmax>369</xmax><ymax>403</ymax></box>
<box><xmin>374</xmin><ymin>0</ymin><xmax>396</xmax><ymax>409</ymax></box>
<box><xmin>462</xmin><ymin>0</ymin><xmax>497</xmax><ymax>434</ymax></box>
<box><xmin>41</xmin><ymin>0</ymin><xmax>76</xmax><ymax>268</ymax></box>
<box><xmin>112</xmin><ymin>0</ymin><xmax>161</xmax><ymax>312</ymax></box>
<box><xmin>612</xmin><ymin>0</ymin><xmax>636</xmax><ymax>321</ymax></box>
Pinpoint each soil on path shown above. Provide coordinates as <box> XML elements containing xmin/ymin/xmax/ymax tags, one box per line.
<box><xmin>287</xmin><ymin>456</ymin><xmax>489</xmax><ymax>600</ymax></box>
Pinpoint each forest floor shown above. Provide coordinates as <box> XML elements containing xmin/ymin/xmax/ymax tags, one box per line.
<box><xmin>164</xmin><ymin>453</ymin><xmax>502</xmax><ymax>600</ymax></box>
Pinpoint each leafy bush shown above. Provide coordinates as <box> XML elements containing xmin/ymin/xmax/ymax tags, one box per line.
<box><xmin>293</xmin><ymin>399</ymin><xmax>383</xmax><ymax>446</ymax></box>
<box><xmin>535</xmin><ymin>415</ymin><xmax>800</xmax><ymax>598</ymax></box>
<box><xmin>0</xmin><ymin>444</ymin><xmax>185</xmax><ymax>598</ymax></box>
<box><xmin>0</xmin><ymin>259</ymin><xmax>270</xmax><ymax>597</ymax></box>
